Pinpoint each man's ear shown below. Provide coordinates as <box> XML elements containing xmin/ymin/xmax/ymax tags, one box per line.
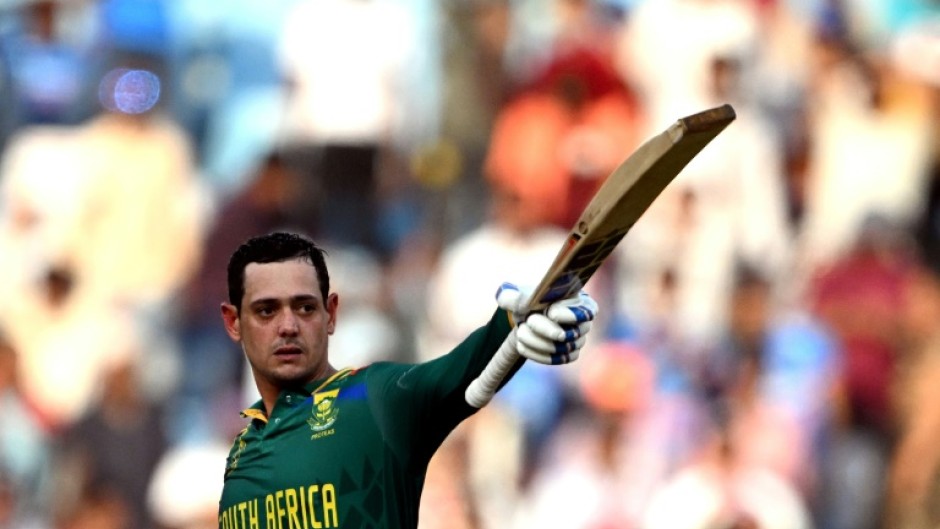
<box><xmin>326</xmin><ymin>293</ymin><xmax>339</xmax><ymax>335</ymax></box>
<box><xmin>221</xmin><ymin>303</ymin><xmax>241</xmax><ymax>342</ymax></box>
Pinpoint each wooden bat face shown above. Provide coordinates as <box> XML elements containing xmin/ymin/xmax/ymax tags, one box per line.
<box><xmin>527</xmin><ymin>104</ymin><xmax>737</xmax><ymax>311</ymax></box>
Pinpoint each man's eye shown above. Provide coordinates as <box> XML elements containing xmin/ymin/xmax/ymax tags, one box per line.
<box><xmin>299</xmin><ymin>304</ymin><xmax>316</xmax><ymax>314</ymax></box>
<box><xmin>257</xmin><ymin>307</ymin><xmax>275</xmax><ymax>317</ymax></box>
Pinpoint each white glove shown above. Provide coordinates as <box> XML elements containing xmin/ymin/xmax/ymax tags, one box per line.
<box><xmin>495</xmin><ymin>282</ymin><xmax>598</xmax><ymax>365</ymax></box>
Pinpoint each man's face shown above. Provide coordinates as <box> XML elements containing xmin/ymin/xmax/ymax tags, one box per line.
<box><xmin>221</xmin><ymin>258</ymin><xmax>337</xmax><ymax>395</ymax></box>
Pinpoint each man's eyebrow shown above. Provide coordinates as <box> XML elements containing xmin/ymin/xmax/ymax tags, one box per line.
<box><xmin>291</xmin><ymin>294</ymin><xmax>319</xmax><ymax>303</ymax></box>
<box><xmin>248</xmin><ymin>294</ymin><xmax>319</xmax><ymax>307</ymax></box>
<box><xmin>248</xmin><ymin>298</ymin><xmax>278</xmax><ymax>308</ymax></box>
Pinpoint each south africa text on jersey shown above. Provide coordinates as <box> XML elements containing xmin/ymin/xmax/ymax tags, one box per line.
<box><xmin>220</xmin><ymin>483</ymin><xmax>339</xmax><ymax>529</ymax></box>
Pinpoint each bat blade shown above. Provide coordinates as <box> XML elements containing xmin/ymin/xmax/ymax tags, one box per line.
<box><xmin>526</xmin><ymin>103</ymin><xmax>737</xmax><ymax>311</ymax></box>
<box><xmin>465</xmin><ymin>104</ymin><xmax>736</xmax><ymax>408</ymax></box>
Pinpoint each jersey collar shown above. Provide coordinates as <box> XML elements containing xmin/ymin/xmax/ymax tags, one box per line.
<box><xmin>239</xmin><ymin>367</ymin><xmax>358</xmax><ymax>423</ymax></box>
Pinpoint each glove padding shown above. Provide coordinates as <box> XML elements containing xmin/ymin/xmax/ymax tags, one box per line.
<box><xmin>495</xmin><ymin>282</ymin><xmax>598</xmax><ymax>365</ymax></box>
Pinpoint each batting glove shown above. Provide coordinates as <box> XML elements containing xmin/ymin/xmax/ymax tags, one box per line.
<box><xmin>495</xmin><ymin>282</ymin><xmax>598</xmax><ymax>365</ymax></box>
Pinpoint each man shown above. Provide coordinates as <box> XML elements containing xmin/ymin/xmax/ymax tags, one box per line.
<box><xmin>217</xmin><ymin>231</ymin><xmax>597</xmax><ymax>529</ymax></box>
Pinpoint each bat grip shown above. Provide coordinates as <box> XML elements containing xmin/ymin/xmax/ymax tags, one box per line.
<box><xmin>465</xmin><ymin>328</ymin><xmax>520</xmax><ymax>408</ymax></box>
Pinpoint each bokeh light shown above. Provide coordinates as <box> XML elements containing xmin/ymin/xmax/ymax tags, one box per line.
<box><xmin>97</xmin><ymin>68</ymin><xmax>161</xmax><ymax>114</ymax></box>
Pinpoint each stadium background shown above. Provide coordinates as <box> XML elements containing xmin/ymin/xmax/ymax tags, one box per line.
<box><xmin>2</xmin><ymin>0</ymin><xmax>940</xmax><ymax>528</ymax></box>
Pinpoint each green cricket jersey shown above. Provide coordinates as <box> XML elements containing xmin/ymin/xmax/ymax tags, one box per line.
<box><xmin>219</xmin><ymin>309</ymin><xmax>515</xmax><ymax>529</ymax></box>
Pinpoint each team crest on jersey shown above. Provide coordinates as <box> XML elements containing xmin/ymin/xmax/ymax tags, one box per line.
<box><xmin>307</xmin><ymin>389</ymin><xmax>339</xmax><ymax>439</ymax></box>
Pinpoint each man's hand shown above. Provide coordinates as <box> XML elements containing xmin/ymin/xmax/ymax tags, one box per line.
<box><xmin>495</xmin><ymin>282</ymin><xmax>598</xmax><ymax>365</ymax></box>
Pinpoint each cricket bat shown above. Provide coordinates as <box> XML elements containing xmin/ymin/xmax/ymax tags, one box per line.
<box><xmin>465</xmin><ymin>103</ymin><xmax>737</xmax><ymax>408</ymax></box>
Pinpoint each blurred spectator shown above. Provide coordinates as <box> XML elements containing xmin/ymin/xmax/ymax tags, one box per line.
<box><xmin>747</xmin><ymin>2</ymin><xmax>819</xmax><ymax>242</ymax></box>
<box><xmin>0</xmin><ymin>0</ymin><xmax>99</xmax><ymax>138</ymax></box>
<box><xmin>624</xmin><ymin>267</ymin><xmax>717</xmax><ymax>478</ymax></box>
<box><xmin>59</xmin><ymin>486</ymin><xmax>130</xmax><ymax>529</ymax></box>
<box><xmin>72</xmin><ymin>73</ymin><xmax>205</xmax><ymax>311</ymax></box>
<box><xmin>0</xmin><ymin>329</ymin><xmax>52</xmax><ymax>528</ymax></box>
<box><xmin>913</xmin><ymin>153</ymin><xmax>940</xmax><ymax>277</ymax></box>
<box><xmin>797</xmin><ymin>28</ymin><xmax>934</xmax><ymax>273</ymax></box>
<box><xmin>639</xmin><ymin>264</ymin><xmax>820</xmax><ymax>529</ymax></box>
<box><xmin>276</xmin><ymin>0</ymin><xmax>417</xmax><ymax>257</ymax></box>
<box><xmin>180</xmin><ymin>150</ymin><xmax>309</xmax><ymax>323</ymax></box>
<box><xmin>0</xmin><ymin>472</ymin><xmax>45</xmax><ymax>529</ymax></box>
<box><xmin>613</xmin><ymin>50</ymin><xmax>792</xmax><ymax>347</ymax></box>
<box><xmin>0</xmin><ymin>263</ymin><xmax>140</xmax><ymax>430</ymax></box>
<box><xmin>890</xmin><ymin>13</ymin><xmax>940</xmax><ymax>96</ymax></box>
<box><xmin>640</xmin><ymin>430</ymin><xmax>813</xmax><ymax>529</ymax></box>
<box><xmin>427</xmin><ymin>0</ymin><xmax>632</xmax><ymax>245</ymax></box>
<box><xmin>808</xmin><ymin>216</ymin><xmax>918</xmax><ymax>529</ymax></box>
<box><xmin>513</xmin><ymin>411</ymin><xmax>641</xmax><ymax>529</ymax></box>
<box><xmin>615</xmin><ymin>0</ymin><xmax>758</xmax><ymax>129</ymax></box>
<box><xmin>884</xmin><ymin>266</ymin><xmax>940</xmax><ymax>529</ymax></box>
<box><xmin>430</xmin><ymin>0</ymin><xmax>513</xmax><ymax>242</ymax></box>
<box><xmin>910</xmin><ymin>79</ymin><xmax>940</xmax><ymax>277</ymax></box>
<box><xmin>750</xmin><ymin>0</ymin><xmax>817</xmax><ymax>147</ymax></box>
<box><xmin>1</xmin><ymin>65</ymin><xmax>206</xmax><ymax>340</ymax></box>
<box><xmin>193</xmin><ymin>0</ymin><xmax>309</xmax><ymax>193</ymax></box>
<box><xmin>779</xmin><ymin>106</ymin><xmax>814</xmax><ymax>237</ymax></box>
<box><xmin>0</xmin><ymin>103</ymin><xmax>183</xmax><ymax>429</ymax></box>
<box><xmin>146</xmin><ymin>442</ymin><xmax>229</xmax><ymax>529</ymax></box>
<box><xmin>838</xmin><ymin>0</ymin><xmax>939</xmax><ymax>51</ymax></box>
<box><xmin>511</xmin><ymin>342</ymin><xmax>657</xmax><ymax>529</ymax></box>
<box><xmin>53</xmin><ymin>347</ymin><xmax>167</xmax><ymax>529</ymax></box>
<box><xmin>710</xmin><ymin>265</ymin><xmax>838</xmax><ymax>513</ymax></box>
<box><xmin>417</xmin><ymin>416</ymin><xmax>485</xmax><ymax>529</ymax></box>
<box><xmin>809</xmin><ymin>216</ymin><xmax>916</xmax><ymax>438</ymax></box>
<box><xmin>550</xmin><ymin>0</ymin><xmax>626</xmax><ymax>57</ymax></box>
<box><xmin>90</xmin><ymin>0</ymin><xmax>181</xmax><ymax>152</ymax></box>
<box><xmin>0</xmin><ymin>125</ymin><xmax>90</xmax><ymax>310</ymax></box>
<box><xmin>319</xmin><ymin>244</ymin><xmax>404</xmax><ymax>367</ymax></box>
<box><xmin>486</xmin><ymin>36</ymin><xmax>643</xmax><ymax>230</ymax></box>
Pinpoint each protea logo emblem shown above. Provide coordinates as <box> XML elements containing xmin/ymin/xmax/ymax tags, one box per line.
<box><xmin>308</xmin><ymin>389</ymin><xmax>340</xmax><ymax>439</ymax></box>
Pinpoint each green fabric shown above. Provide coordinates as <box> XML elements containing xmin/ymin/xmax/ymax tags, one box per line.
<box><xmin>219</xmin><ymin>309</ymin><xmax>514</xmax><ymax>529</ymax></box>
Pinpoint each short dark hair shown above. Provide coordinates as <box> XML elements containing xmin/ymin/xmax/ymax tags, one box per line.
<box><xmin>227</xmin><ymin>232</ymin><xmax>330</xmax><ymax>311</ymax></box>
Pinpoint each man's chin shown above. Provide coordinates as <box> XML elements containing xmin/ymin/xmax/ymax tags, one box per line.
<box><xmin>270</xmin><ymin>367</ymin><xmax>316</xmax><ymax>388</ymax></box>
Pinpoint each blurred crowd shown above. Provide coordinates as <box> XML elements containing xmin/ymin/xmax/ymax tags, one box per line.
<box><xmin>1</xmin><ymin>0</ymin><xmax>940</xmax><ymax>528</ymax></box>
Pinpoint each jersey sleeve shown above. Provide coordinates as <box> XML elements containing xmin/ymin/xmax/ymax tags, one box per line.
<box><xmin>365</xmin><ymin>308</ymin><xmax>519</xmax><ymax>465</ymax></box>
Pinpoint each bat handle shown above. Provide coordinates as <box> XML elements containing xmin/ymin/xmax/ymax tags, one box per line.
<box><xmin>465</xmin><ymin>328</ymin><xmax>520</xmax><ymax>408</ymax></box>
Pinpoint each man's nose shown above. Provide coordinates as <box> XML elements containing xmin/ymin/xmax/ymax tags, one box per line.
<box><xmin>278</xmin><ymin>311</ymin><xmax>300</xmax><ymax>336</ymax></box>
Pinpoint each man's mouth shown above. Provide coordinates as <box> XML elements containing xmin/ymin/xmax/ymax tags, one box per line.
<box><xmin>274</xmin><ymin>345</ymin><xmax>303</xmax><ymax>357</ymax></box>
